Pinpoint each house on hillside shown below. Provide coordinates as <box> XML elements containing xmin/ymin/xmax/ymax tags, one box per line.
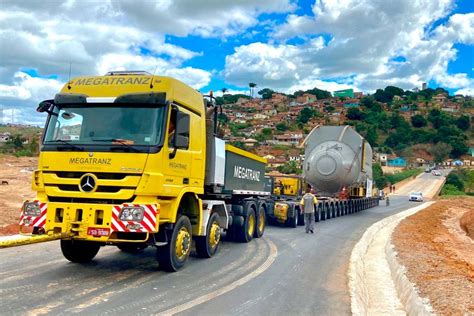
<box><xmin>375</xmin><ymin>153</ymin><xmax>388</xmax><ymax>166</ymax></box>
<box><xmin>387</xmin><ymin>157</ymin><xmax>407</xmax><ymax>167</ymax></box>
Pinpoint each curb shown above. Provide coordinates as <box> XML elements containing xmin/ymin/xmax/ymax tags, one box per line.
<box><xmin>349</xmin><ymin>202</ymin><xmax>435</xmax><ymax>315</ymax></box>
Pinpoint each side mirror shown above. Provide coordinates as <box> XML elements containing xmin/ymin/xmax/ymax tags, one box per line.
<box><xmin>37</xmin><ymin>100</ymin><xmax>54</xmax><ymax>114</ymax></box>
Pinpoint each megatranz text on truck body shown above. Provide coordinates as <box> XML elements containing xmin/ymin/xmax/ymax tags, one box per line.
<box><xmin>19</xmin><ymin>71</ymin><xmax>271</xmax><ymax>271</ymax></box>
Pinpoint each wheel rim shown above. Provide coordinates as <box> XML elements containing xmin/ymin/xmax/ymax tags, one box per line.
<box><xmin>175</xmin><ymin>227</ymin><xmax>191</xmax><ymax>260</ymax></box>
<box><xmin>248</xmin><ymin>213</ymin><xmax>255</xmax><ymax>237</ymax></box>
<box><xmin>258</xmin><ymin>211</ymin><xmax>265</xmax><ymax>233</ymax></box>
<box><xmin>209</xmin><ymin>221</ymin><xmax>221</xmax><ymax>249</ymax></box>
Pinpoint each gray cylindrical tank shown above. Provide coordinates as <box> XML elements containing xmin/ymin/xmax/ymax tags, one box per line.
<box><xmin>303</xmin><ymin>125</ymin><xmax>372</xmax><ymax>196</ymax></box>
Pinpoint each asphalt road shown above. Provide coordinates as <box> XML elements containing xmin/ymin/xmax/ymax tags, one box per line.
<box><xmin>0</xmin><ymin>174</ymin><xmax>442</xmax><ymax>315</ymax></box>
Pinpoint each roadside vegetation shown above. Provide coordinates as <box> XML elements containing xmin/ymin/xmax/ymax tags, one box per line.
<box><xmin>373</xmin><ymin>163</ymin><xmax>423</xmax><ymax>189</ymax></box>
<box><xmin>441</xmin><ymin>169</ymin><xmax>474</xmax><ymax>196</ymax></box>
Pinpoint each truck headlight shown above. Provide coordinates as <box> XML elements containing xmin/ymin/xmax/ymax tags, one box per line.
<box><xmin>119</xmin><ymin>206</ymin><xmax>144</xmax><ymax>221</ymax></box>
<box><xmin>23</xmin><ymin>202</ymin><xmax>41</xmax><ymax>216</ymax></box>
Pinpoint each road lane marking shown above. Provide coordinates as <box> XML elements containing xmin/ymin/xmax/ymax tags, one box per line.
<box><xmin>156</xmin><ymin>238</ymin><xmax>278</xmax><ymax>315</ymax></box>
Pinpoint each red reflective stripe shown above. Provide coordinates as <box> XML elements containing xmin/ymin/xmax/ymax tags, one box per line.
<box><xmin>140</xmin><ymin>219</ymin><xmax>153</xmax><ymax>232</ymax></box>
<box><xmin>36</xmin><ymin>218</ymin><xmax>46</xmax><ymax>228</ymax></box>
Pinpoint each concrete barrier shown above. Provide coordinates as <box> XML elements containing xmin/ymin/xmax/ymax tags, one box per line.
<box><xmin>349</xmin><ymin>202</ymin><xmax>435</xmax><ymax>315</ymax></box>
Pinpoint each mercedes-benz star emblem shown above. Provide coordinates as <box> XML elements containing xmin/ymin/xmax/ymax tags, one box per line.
<box><xmin>79</xmin><ymin>173</ymin><xmax>97</xmax><ymax>193</ymax></box>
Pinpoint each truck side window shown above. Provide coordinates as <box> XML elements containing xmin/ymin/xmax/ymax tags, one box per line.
<box><xmin>168</xmin><ymin>109</ymin><xmax>177</xmax><ymax>147</ymax></box>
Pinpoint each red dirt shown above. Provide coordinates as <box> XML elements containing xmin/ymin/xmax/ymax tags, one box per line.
<box><xmin>0</xmin><ymin>155</ymin><xmax>37</xmax><ymax>235</ymax></box>
<box><xmin>393</xmin><ymin>198</ymin><xmax>474</xmax><ymax>315</ymax></box>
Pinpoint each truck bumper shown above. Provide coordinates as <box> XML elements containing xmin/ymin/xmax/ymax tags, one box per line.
<box><xmin>19</xmin><ymin>200</ymin><xmax>160</xmax><ymax>243</ymax></box>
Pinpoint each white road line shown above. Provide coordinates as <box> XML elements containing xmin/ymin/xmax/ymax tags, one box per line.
<box><xmin>156</xmin><ymin>238</ymin><xmax>278</xmax><ymax>315</ymax></box>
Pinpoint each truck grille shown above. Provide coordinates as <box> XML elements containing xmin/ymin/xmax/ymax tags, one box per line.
<box><xmin>42</xmin><ymin>171</ymin><xmax>141</xmax><ymax>201</ymax></box>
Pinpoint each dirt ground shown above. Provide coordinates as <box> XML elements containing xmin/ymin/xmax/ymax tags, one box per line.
<box><xmin>393</xmin><ymin>197</ymin><xmax>474</xmax><ymax>315</ymax></box>
<box><xmin>0</xmin><ymin>155</ymin><xmax>37</xmax><ymax>235</ymax></box>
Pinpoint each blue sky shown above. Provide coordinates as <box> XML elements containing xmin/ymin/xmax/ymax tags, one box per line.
<box><xmin>0</xmin><ymin>0</ymin><xmax>473</xmax><ymax>124</ymax></box>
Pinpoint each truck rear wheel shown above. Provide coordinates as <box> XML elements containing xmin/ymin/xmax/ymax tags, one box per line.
<box><xmin>236</xmin><ymin>209</ymin><xmax>256</xmax><ymax>243</ymax></box>
<box><xmin>196</xmin><ymin>213</ymin><xmax>221</xmax><ymax>258</ymax></box>
<box><xmin>157</xmin><ymin>215</ymin><xmax>192</xmax><ymax>272</ymax></box>
<box><xmin>254</xmin><ymin>205</ymin><xmax>266</xmax><ymax>238</ymax></box>
<box><xmin>60</xmin><ymin>239</ymin><xmax>101</xmax><ymax>263</ymax></box>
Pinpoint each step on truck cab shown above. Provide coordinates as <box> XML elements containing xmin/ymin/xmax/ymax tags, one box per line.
<box><xmin>20</xmin><ymin>71</ymin><xmax>269</xmax><ymax>271</ymax></box>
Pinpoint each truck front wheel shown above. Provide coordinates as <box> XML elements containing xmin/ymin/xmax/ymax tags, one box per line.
<box><xmin>196</xmin><ymin>213</ymin><xmax>221</xmax><ymax>258</ymax></box>
<box><xmin>60</xmin><ymin>240</ymin><xmax>101</xmax><ymax>263</ymax></box>
<box><xmin>157</xmin><ymin>215</ymin><xmax>192</xmax><ymax>272</ymax></box>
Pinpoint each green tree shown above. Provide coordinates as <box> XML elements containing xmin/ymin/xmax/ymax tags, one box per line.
<box><xmin>297</xmin><ymin>107</ymin><xmax>317</xmax><ymax>124</ymax></box>
<box><xmin>277</xmin><ymin>161</ymin><xmax>301</xmax><ymax>174</ymax></box>
<box><xmin>248</xmin><ymin>82</ymin><xmax>257</xmax><ymax>98</ymax></box>
<box><xmin>445</xmin><ymin>173</ymin><xmax>465</xmax><ymax>191</ymax></box>
<box><xmin>276</xmin><ymin>122</ymin><xmax>288</xmax><ymax>132</ymax></box>
<box><xmin>429</xmin><ymin>142</ymin><xmax>452</xmax><ymax>163</ymax></box>
<box><xmin>384</xmin><ymin>86</ymin><xmax>404</xmax><ymax>97</ymax></box>
<box><xmin>373</xmin><ymin>163</ymin><xmax>388</xmax><ymax>188</ymax></box>
<box><xmin>365</xmin><ymin>126</ymin><xmax>378</xmax><ymax>146</ymax></box>
<box><xmin>411</xmin><ymin>114</ymin><xmax>427</xmax><ymax>128</ymax></box>
<box><xmin>373</xmin><ymin>89</ymin><xmax>392</xmax><ymax>103</ymax></box>
<box><xmin>346</xmin><ymin>107</ymin><xmax>364</xmax><ymax>120</ymax></box>
<box><xmin>257</xmin><ymin>88</ymin><xmax>274</xmax><ymax>99</ymax></box>
<box><xmin>455</xmin><ymin>115</ymin><xmax>470</xmax><ymax>131</ymax></box>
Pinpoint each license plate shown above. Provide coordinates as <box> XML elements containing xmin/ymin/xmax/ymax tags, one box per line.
<box><xmin>87</xmin><ymin>227</ymin><xmax>110</xmax><ymax>237</ymax></box>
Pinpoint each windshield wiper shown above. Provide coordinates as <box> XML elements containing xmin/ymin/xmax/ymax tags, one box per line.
<box><xmin>46</xmin><ymin>139</ymin><xmax>84</xmax><ymax>151</ymax></box>
<box><xmin>91</xmin><ymin>138</ymin><xmax>140</xmax><ymax>152</ymax></box>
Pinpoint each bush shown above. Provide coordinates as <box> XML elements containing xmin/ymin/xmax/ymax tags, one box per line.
<box><xmin>445</xmin><ymin>173</ymin><xmax>465</xmax><ymax>191</ymax></box>
<box><xmin>386</xmin><ymin>169</ymin><xmax>423</xmax><ymax>185</ymax></box>
<box><xmin>441</xmin><ymin>184</ymin><xmax>465</xmax><ymax>196</ymax></box>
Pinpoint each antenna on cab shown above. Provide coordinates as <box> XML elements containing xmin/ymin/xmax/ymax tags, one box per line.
<box><xmin>67</xmin><ymin>61</ymin><xmax>72</xmax><ymax>90</ymax></box>
<box><xmin>150</xmin><ymin>66</ymin><xmax>158</xmax><ymax>89</ymax></box>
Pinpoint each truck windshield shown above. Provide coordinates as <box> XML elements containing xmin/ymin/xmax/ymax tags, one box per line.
<box><xmin>43</xmin><ymin>104</ymin><xmax>165</xmax><ymax>147</ymax></box>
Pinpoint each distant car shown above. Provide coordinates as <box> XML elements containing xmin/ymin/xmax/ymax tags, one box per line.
<box><xmin>409</xmin><ymin>192</ymin><xmax>423</xmax><ymax>202</ymax></box>
<box><xmin>425</xmin><ymin>168</ymin><xmax>431</xmax><ymax>173</ymax></box>
<box><xmin>432</xmin><ymin>170</ymin><xmax>441</xmax><ymax>176</ymax></box>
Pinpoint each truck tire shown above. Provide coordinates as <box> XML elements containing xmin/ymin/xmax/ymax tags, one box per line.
<box><xmin>196</xmin><ymin>213</ymin><xmax>221</xmax><ymax>258</ymax></box>
<box><xmin>232</xmin><ymin>204</ymin><xmax>244</xmax><ymax>216</ymax></box>
<box><xmin>236</xmin><ymin>209</ymin><xmax>256</xmax><ymax>243</ymax></box>
<box><xmin>286</xmin><ymin>204</ymin><xmax>298</xmax><ymax>228</ymax></box>
<box><xmin>117</xmin><ymin>243</ymin><xmax>147</xmax><ymax>253</ymax></box>
<box><xmin>60</xmin><ymin>240</ymin><xmax>101</xmax><ymax>263</ymax></box>
<box><xmin>157</xmin><ymin>215</ymin><xmax>192</xmax><ymax>272</ymax></box>
<box><xmin>254</xmin><ymin>205</ymin><xmax>266</xmax><ymax>238</ymax></box>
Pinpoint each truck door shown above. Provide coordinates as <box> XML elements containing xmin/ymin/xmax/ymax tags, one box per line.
<box><xmin>163</xmin><ymin>106</ymin><xmax>193</xmax><ymax>194</ymax></box>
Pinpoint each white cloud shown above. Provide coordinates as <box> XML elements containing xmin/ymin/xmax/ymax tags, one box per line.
<box><xmin>223</xmin><ymin>0</ymin><xmax>473</xmax><ymax>93</ymax></box>
<box><xmin>112</xmin><ymin>0</ymin><xmax>296</xmax><ymax>38</ymax></box>
<box><xmin>454</xmin><ymin>87</ymin><xmax>474</xmax><ymax>96</ymax></box>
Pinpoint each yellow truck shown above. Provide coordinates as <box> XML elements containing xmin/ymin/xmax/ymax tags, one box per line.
<box><xmin>19</xmin><ymin>71</ymin><xmax>269</xmax><ymax>271</ymax></box>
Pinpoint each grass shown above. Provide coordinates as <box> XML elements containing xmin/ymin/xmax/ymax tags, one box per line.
<box><xmin>386</xmin><ymin>168</ymin><xmax>423</xmax><ymax>184</ymax></box>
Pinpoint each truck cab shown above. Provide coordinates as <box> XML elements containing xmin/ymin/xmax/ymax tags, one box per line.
<box><xmin>20</xmin><ymin>71</ymin><xmax>267</xmax><ymax>271</ymax></box>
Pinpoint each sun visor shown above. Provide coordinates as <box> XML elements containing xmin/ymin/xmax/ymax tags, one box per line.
<box><xmin>115</xmin><ymin>92</ymin><xmax>167</xmax><ymax>105</ymax></box>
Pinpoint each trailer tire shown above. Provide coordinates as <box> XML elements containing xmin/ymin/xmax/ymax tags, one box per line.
<box><xmin>157</xmin><ymin>215</ymin><xmax>192</xmax><ymax>272</ymax></box>
<box><xmin>286</xmin><ymin>204</ymin><xmax>298</xmax><ymax>228</ymax></box>
<box><xmin>196</xmin><ymin>213</ymin><xmax>221</xmax><ymax>258</ymax></box>
<box><xmin>236</xmin><ymin>210</ymin><xmax>256</xmax><ymax>243</ymax></box>
<box><xmin>254</xmin><ymin>205</ymin><xmax>266</xmax><ymax>238</ymax></box>
<box><xmin>60</xmin><ymin>240</ymin><xmax>101</xmax><ymax>263</ymax></box>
